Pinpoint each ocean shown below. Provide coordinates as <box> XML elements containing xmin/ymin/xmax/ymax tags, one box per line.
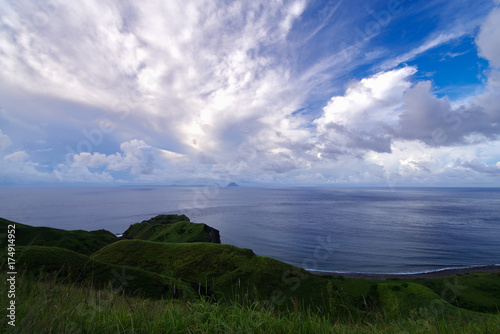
<box><xmin>1</xmin><ymin>186</ymin><xmax>499</xmax><ymax>274</ymax></box>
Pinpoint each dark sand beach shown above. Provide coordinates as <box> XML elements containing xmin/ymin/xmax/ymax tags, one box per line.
<box><xmin>310</xmin><ymin>265</ymin><xmax>500</xmax><ymax>280</ymax></box>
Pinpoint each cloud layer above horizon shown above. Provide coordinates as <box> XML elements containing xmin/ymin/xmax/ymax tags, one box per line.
<box><xmin>1</xmin><ymin>0</ymin><xmax>500</xmax><ymax>186</ymax></box>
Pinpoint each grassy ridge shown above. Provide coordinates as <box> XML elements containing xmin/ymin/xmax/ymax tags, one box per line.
<box><xmin>122</xmin><ymin>214</ymin><xmax>221</xmax><ymax>243</ymax></box>
<box><xmin>92</xmin><ymin>239</ymin><xmax>346</xmax><ymax>312</ymax></box>
<box><xmin>6</xmin><ymin>245</ymin><xmax>196</xmax><ymax>300</ymax></box>
<box><xmin>0</xmin><ymin>217</ymin><xmax>118</xmax><ymax>256</ymax></box>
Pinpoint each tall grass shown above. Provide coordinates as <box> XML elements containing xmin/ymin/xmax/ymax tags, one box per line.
<box><xmin>1</xmin><ymin>271</ymin><xmax>499</xmax><ymax>333</ymax></box>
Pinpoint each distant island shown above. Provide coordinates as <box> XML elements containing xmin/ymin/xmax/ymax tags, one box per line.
<box><xmin>226</xmin><ymin>182</ymin><xmax>239</xmax><ymax>187</ymax></box>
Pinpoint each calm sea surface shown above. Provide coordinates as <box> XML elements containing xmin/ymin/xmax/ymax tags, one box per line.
<box><xmin>1</xmin><ymin>187</ymin><xmax>499</xmax><ymax>274</ymax></box>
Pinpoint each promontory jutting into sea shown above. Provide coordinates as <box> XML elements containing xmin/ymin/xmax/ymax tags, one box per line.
<box><xmin>1</xmin><ymin>186</ymin><xmax>499</xmax><ymax>274</ymax></box>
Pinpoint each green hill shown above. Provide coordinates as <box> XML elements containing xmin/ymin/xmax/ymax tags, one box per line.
<box><xmin>6</xmin><ymin>245</ymin><xmax>195</xmax><ymax>300</ymax></box>
<box><xmin>0</xmin><ymin>217</ymin><xmax>118</xmax><ymax>256</ymax></box>
<box><xmin>368</xmin><ymin>281</ymin><xmax>499</xmax><ymax>321</ymax></box>
<box><xmin>92</xmin><ymin>239</ymin><xmax>349</xmax><ymax>311</ymax></box>
<box><xmin>122</xmin><ymin>214</ymin><xmax>221</xmax><ymax>243</ymax></box>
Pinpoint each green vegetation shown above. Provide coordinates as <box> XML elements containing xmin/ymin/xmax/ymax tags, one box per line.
<box><xmin>1</xmin><ymin>270</ymin><xmax>499</xmax><ymax>333</ymax></box>
<box><xmin>92</xmin><ymin>239</ymin><xmax>342</xmax><ymax>312</ymax></box>
<box><xmin>122</xmin><ymin>214</ymin><xmax>221</xmax><ymax>243</ymax></box>
<box><xmin>372</xmin><ymin>281</ymin><xmax>498</xmax><ymax>322</ymax></box>
<box><xmin>4</xmin><ymin>245</ymin><xmax>195</xmax><ymax>300</ymax></box>
<box><xmin>407</xmin><ymin>273</ymin><xmax>500</xmax><ymax>314</ymax></box>
<box><xmin>1</xmin><ymin>216</ymin><xmax>499</xmax><ymax>332</ymax></box>
<box><xmin>0</xmin><ymin>217</ymin><xmax>117</xmax><ymax>256</ymax></box>
<box><xmin>328</xmin><ymin>273</ymin><xmax>500</xmax><ymax>315</ymax></box>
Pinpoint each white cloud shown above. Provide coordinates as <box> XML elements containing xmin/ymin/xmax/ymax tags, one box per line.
<box><xmin>379</xmin><ymin>32</ymin><xmax>467</xmax><ymax>70</ymax></box>
<box><xmin>4</xmin><ymin>150</ymin><xmax>29</xmax><ymax>163</ymax></box>
<box><xmin>111</xmin><ymin>0</ymin><xmax>310</xmax><ymax>155</ymax></box>
<box><xmin>394</xmin><ymin>78</ymin><xmax>499</xmax><ymax>147</ymax></box>
<box><xmin>461</xmin><ymin>159</ymin><xmax>500</xmax><ymax>174</ymax></box>
<box><xmin>474</xmin><ymin>5</ymin><xmax>500</xmax><ymax>127</ymax></box>
<box><xmin>0</xmin><ymin>0</ymin><xmax>311</xmax><ymax>163</ymax></box>
<box><xmin>280</xmin><ymin>1</ymin><xmax>307</xmax><ymax>33</ymax></box>
<box><xmin>0</xmin><ymin>148</ymin><xmax>54</xmax><ymax>183</ymax></box>
<box><xmin>71</xmin><ymin>139</ymin><xmax>155</xmax><ymax>175</ymax></box>
<box><xmin>316</xmin><ymin>67</ymin><xmax>416</xmax><ymax>130</ymax></box>
<box><xmin>54</xmin><ymin>163</ymin><xmax>114</xmax><ymax>183</ymax></box>
<box><xmin>314</xmin><ymin>67</ymin><xmax>416</xmax><ymax>156</ymax></box>
<box><xmin>476</xmin><ymin>7</ymin><xmax>500</xmax><ymax>67</ymax></box>
<box><xmin>65</xmin><ymin>139</ymin><xmax>193</xmax><ymax>184</ymax></box>
<box><xmin>115</xmin><ymin>139</ymin><xmax>155</xmax><ymax>174</ymax></box>
<box><xmin>0</xmin><ymin>1</ymin><xmax>499</xmax><ymax>186</ymax></box>
<box><xmin>0</xmin><ymin>1</ymin><xmax>143</xmax><ymax>107</ymax></box>
<box><xmin>0</xmin><ymin>129</ymin><xmax>12</xmax><ymax>151</ymax></box>
<box><xmin>71</xmin><ymin>152</ymin><xmax>109</xmax><ymax>169</ymax></box>
<box><xmin>313</xmin><ymin>58</ymin><xmax>500</xmax><ymax>169</ymax></box>
<box><xmin>365</xmin><ymin>136</ymin><xmax>500</xmax><ymax>185</ymax></box>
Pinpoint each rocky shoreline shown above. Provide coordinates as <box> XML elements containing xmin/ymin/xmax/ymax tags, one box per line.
<box><xmin>309</xmin><ymin>265</ymin><xmax>500</xmax><ymax>280</ymax></box>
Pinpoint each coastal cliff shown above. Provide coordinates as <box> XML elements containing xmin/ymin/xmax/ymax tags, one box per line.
<box><xmin>122</xmin><ymin>214</ymin><xmax>221</xmax><ymax>243</ymax></box>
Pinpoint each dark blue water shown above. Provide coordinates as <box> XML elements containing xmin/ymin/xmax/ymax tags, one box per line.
<box><xmin>1</xmin><ymin>187</ymin><xmax>499</xmax><ymax>274</ymax></box>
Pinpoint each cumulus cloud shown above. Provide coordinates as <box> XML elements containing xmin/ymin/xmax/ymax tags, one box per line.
<box><xmin>60</xmin><ymin>138</ymin><xmax>196</xmax><ymax>184</ymax></box>
<box><xmin>476</xmin><ymin>6</ymin><xmax>500</xmax><ymax>67</ymax></box>
<box><xmin>0</xmin><ymin>132</ymin><xmax>40</xmax><ymax>177</ymax></box>
<box><xmin>316</xmin><ymin>67</ymin><xmax>416</xmax><ymax>130</ymax></box>
<box><xmin>70</xmin><ymin>139</ymin><xmax>155</xmax><ymax>175</ymax></box>
<box><xmin>54</xmin><ymin>139</ymin><xmax>162</xmax><ymax>183</ymax></box>
<box><xmin>390</xmin><ymin>5</ymin><xmax>500</xmax><ymax>147</ymax></box>
<box><xmin>113</xmin><ymin>139</ymin><xmax>155</xmax><ymax>174</ymax></box>
<box><xmin>314</xmin><ymin>64</ymin><xmax>499</xmax><ymax>158</ymax></box>
<box><xmin>54</xmin><ymin>164</ymin><xmax>114</xmax><ymax>183</ymax></box>
<box><xmin>475</xmin><ymin>5</ymin><xmax>500</xmax><ymax>125</ymax></box>
<box><xmin>314</xmin><ymin>67</ymin><xmax>415</xmax><ymax>156</ymax></box>
<box><xmin>313</xmin><ymin>57</ymin><xmax>499</xmax><ymax>174</ymax></box>
<box><xmin>0</xmin><ymin>148</ymin><xmax>54</xmax><ymax>184</ymax></box>
<box><xmin>393</xmin><ymin>81</ymin><xmax>497</xmax><ymax>145</ymax></box>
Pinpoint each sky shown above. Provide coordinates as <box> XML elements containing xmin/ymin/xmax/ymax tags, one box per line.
<box><xmin>0</xmin><ymin>0</ymin><xmax>500</xmax><ymax>187</ymax></box>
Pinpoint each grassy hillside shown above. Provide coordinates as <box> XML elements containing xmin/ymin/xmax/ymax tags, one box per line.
<box><xmin>0</xmin><ymin>217</ymin><xmax>118</xmax><ymax>256</ymax></box>
<box><xmin>327</xmin><ymin>272</ymin><xmax>500</xmax><ymax>315</ymax></box>
<box><xmin>92</xmin><ymin>239</ymin><xmax>355</xmax><ymax>313</ymax></box>
<box><xmin>406</xmin><ymin>273</ymin><xmax>500</xmax><ymax>314</ymax></box>
<box><xmin>1</xmin><ymin>270</ymin><xmax>499</xmax><ymax>333</ymax></box>
<box><xmin>3</xmin><ymin>245</ymin><xmax>196</xmax><ymax>300</ymax></box>
<box><xmin>122</xmin><ymin>214</ymin><xmax>221</xmax><ymax>243</ymax></box>
<box><xmin>2</xmin><ymin>217</ymin><xmax>499</xmax><ymax>332</ymax></box>
<box><xmin>371</xmin><ymin>281</ymin><xmax>499</xmax><ymax>322</ymax></box>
